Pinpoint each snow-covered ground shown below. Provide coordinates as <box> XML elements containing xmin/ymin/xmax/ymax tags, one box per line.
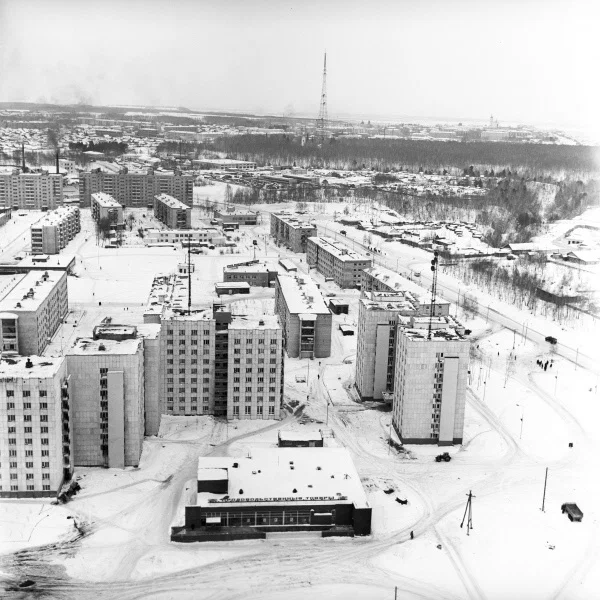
<box><xmin>1</xmin><ymin>193</ymin><xmax>599</xmax><ymax>599</ymax></box>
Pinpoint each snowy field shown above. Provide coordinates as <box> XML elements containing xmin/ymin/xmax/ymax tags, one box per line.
<box><xmin>1</xmin><ymin>193</ymin><xmax>600</xmax><ymax>599</ymax></box>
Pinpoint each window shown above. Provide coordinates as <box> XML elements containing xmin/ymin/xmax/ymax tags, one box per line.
<box><xmin>268</xmin><ymin>405</ymin><xmax>275</xmax><ymax>415</ymax></box>
<box><xmin>9</xmin><ymin>450</ymin><xmax>17</xmax><ymax>457</ymax></box>
<box><xmin>43</xmin><ymin>485</ymin><xmax>50</xmax><ymax>491</ymax></box>
<box><xmin>26</xmin><ymin>473</ymin><xmax>34</xmax><ymax>480</ymax></box>
<box><xmin>6</xmin><ymin>402</ymin><xmax>14</xmax><ymax>410</ymax></box>
<box><xmin>23</xmin><ymin>403</ymin><xmax>31</xmax><ymax>410</ymax></box>
<box><xmin>233</xmin><ymin>406</ymin><xmax>239</xmax><ymax>415</ymax></box>
<box><xmin>167</xmin><ymin>349</ymin><xmax>173</xmax><ymax>355</ymax></box>
<box><xmin>257</xmin><ymin>405</ymin><xmax>263</xmax><ymax>415</ymax></box>
<box><xmin>39</xmin><ymin>390</ymin><xmax>47</xmax><ymax>397</ymax></box>
<box><xmin>26</xmin><ymin>462</ymin><xmax>33</xmax><ymax>468</ymax></box>
<box><xmin>24</xmin><ymin>415</ymin><xmax>32</xmax><ymax>422</ymax></box>
<box><xmin>41</xmin><ymin>439</ymin><xmax>49</xmax><ymax>446</ymax></box>
<box><xmin>7</xmin><ymin>415</ymin><xmax>15</xmax><ymax>422</ymax></box>
<box><xmin>8</xmin><ymin>427</ymin><xmax>15</xmax><ymax>434</ymax></box>
<box><xmin>10</xmin><ymin>461</ymin><xmax>18</xmax><ymax>468</ymax></box>
<box><xmin>41</xmin><ymin>427</ymin><xmax>48</xmax><ymax>434</ymax></box>
<box><xmin>24</xmin><ymin>426</ymin><xmax>32</xmax><ymax>433</ymax></box>
<box><xmin>6</xmin><ymin>390</ymin><xmax>14</xmax><ymax>397</ymax></box>
<box><xmin>41</xmin><ymin>450</ymin><xmax>49</xmax><ymax>457</ymax></box>
<box><xmin>245</xmin><ymin>406</ymin><xmax>252</xmax><ymax>415</ymax></box>
<box><xmin>42</xmin><ymin>473</ymin><xmax>50</xmax><ymax>480</ymax></box>
<box><xmin>25</xmin><ymin>438</ymin><xmax>33</xmax><ymax>445</ymax></box>
<box><xmin>40</xmin><ymin>414</ymin><xmax>48</xmax><ymax>422</ymax></box>
<box><xmin>23</xmin><ymin>390</ymin><xmax>31</xmax><ymax>397</ymax></box>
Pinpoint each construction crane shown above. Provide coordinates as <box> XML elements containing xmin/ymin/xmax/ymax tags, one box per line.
<box><xmin>427</xmin><ymin>251</ymin><xmax>439</xmax><ymax>341</ymax></box>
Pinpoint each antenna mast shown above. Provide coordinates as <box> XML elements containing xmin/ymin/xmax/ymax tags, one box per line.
<box><xmin>427</xmin><ymin>251</ymin><xmax>439</xmax><ymax>340</ymax></box>
<box><xmin>317</xmin><ymin>52</ymin><xmax>328</xmax><ymax>140</ymax></box>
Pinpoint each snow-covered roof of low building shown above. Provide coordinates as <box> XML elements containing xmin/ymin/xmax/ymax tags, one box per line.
<box><xmin>67</xmin><ymin>336</ymin><xmax>143</xmax><ymax>356</ymax></box>
<box><xmin>195</xmin><ymin>447</ymin><xmax>368</xmax><ymax>508</ymax></box>
<box><xmin>308</xmin><ymin>236</ymin><xmax>369</xmax><ymax>262</ymax></box>
<box><xmin>276</xmin><ymin>273</ymin><xmax>330</xmax><ymax>315</ymax></box>
<box><xmin>0</xmin><ymin>355</ymin><xmax>65</xmax><ymax>379</ymax></box>
<box><xmin>278</xmin><ymin>430</ymin><xmax>323</xmax><ymax>442</ymax></box>
<box><xmin>0</xmin><ymin>270</ymin><xmax>65</xmax><ymax>313</ymax></box>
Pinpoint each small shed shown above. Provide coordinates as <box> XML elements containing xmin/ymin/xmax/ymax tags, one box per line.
<box><xmin>215</xmin><ymin>282</ymin><xmax>250</xmax><ymax>295</ymax></box>
<box><xmin>339</xmin><ymin>324</ymin><xmax>355</xmax><ymax>336</ymax></box>
<box><xmin>329</xmin><ymin>299</ymin><xmax>349</xmax><ymax>315</ymax></box>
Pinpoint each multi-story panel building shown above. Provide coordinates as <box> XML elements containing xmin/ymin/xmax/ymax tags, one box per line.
<box><xmin>79</xmin><ymin>169</ymin><xmax>193</xmax><ymax>208</ymax></box>
<box><xmin>226</xmin><ymin>314</ymin><xmax>284</xmax><ymax>420</ymax></box>
<box><xmin>393</xmin><ymin>319</ymin><xmax>469</xmax><ymax>445</ymax></box>
<box><xmin>91</xmin><ymin>192</ymin><xmax>124</xmax><ymax>228</ymax></box>
<box><xmin>154</xmin><ymin>194</ymin><xmax>192</xmax><ymax>229</ymax></box>
<box><xmin>0</xmin><ymin>270</ymin><xmax>68</xmax><ymax>356</ymax></box>
<box><xmin>270</xmin><ymin>212</ymin><xmax>317</xmax><ymax>253</ymax></box>
<box><xmin>30</xmin><ymin>206</ymin><xmax>81</xmax><ymax>255</ymax></box>
<box><xmin>0</xmin><ymin>356</ymin><xmax>73</xmax><ymax>498</ymax></box>
<box><xmin>274</xmin><ymin>273</ymin><xmax>332</xmax><ymax>358</ymax></box>
<box><xmin>67</xmin><ymin>330</ymin><xmax>145</xmax><ymax>468</ymax></box>
<box><xmin>0</xmin><ymin>171</ymin><xmax>63</xmax><ymax>210</ymax></box>
<box><xmin>306</xmin><ymin>236</ymin><xmax>371</xmax><ymax>289</ymax></box>
<box><xmin>0</xmin><ymin>206</ymin><xmax>12</xmax><ymax>228</ymax></box>
<box><xmin>361</xmin><ymin>266</ymin><xmax>450</xmax><ymax>316</ymax></box>
<box><xmin>223</xmin><ymin>261</ymin><xmax>278</xmax><ymax>287</ymax></box>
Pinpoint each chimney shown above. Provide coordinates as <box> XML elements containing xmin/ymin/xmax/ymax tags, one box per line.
<box><xmin>25</xmin><ymin>357</ymin><xmax>34</xmax><ymax>369</ymax></box>
<box><xmin>56</xmin><ymin>150</ymin><xmax>60</xmax><ymax>174</ymax></box>
<box><xmin>21</xmin><ymin>142</ymin><xmax>26</xmax><ymax>172</ymax></box>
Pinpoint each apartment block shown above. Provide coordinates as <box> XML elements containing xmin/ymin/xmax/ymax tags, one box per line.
<box><xmin>0</xmin><ymin>270</ymin><xmax>69</xmax><ymax>356</ymax></box>
<box><xmin>154</xmin><ymin>194</ymin><xmax>192</xmax><ymax>229</ymax></box>
<box><xmin>0</xmin><ymin>356</ymin><xmax>73</xmax><ymax>498</ymax></box>
<box><xmin>270</xmin><ymin>212</ymin><xmax>317</xmax><ymax>253</ymax></box>
<box><xmin>91</xmin><ymin>192</ymin><xmax>124</xmax><ymax>228</ymax></box>
<box><xmin>306</xmin><ymin>236</ymin><xmax>370</xmax><ymax>289</ymax></box>
<box><xmin>274</xmin><ymin>273</ymin><xmax>332</xmax><ymax>358</ymax></box>
<box><xmin>67</xmin><ymin>330</ymin><xmax>145</xmax><ymax>468</ymax></box>
<box><xmin>30</xmin><ymin>206</ymin><xmax>81</xmax><ymax>255</ymax></box>
<box><xmin>223</xmin><ymin>261</ymin><xmax>278</xmax><ymax>287</ymax></box>
<box><xmin>79</xmin><ymin>169</ymin><xmax>193</xmax><ymax>208</ymax></box>
<box><xmin>393</xmin><ymin>321</ymin><xmax>469</xmax><ymax>445</ymax></box>
<box><xmin>0</xmin><ymin>171</ymin><xmax>63</xmax><ymax>210</ymax></box>
<box><xmin>362</xmin><ymin>265</ymin><xmax>450</xmax><ymax>316</ymax></box>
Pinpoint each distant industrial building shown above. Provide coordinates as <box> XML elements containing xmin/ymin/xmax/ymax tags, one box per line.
<box><xmin>171</xmin><ymin>447</ymin><xmax>371</xmax><ymax>542</ymax></box>
<box><xmin>0</xmin><ymin>171</ymin><xmax>63</xmax><ymax>210</ymax></box>
<box><xmin>213</xmin><ymin>209</ymin><xmax>258</xmax><ymax>225</ymax></box>
<box><xmin>0</xmin><ymin>355</ymin><xmax>73</xmax><ymax>498</ymax></box>
<box><xmin>223</xmin><ymin>261</ymin><xmax>278</xmax><ymax>288</ymax></box>
<box><xmin>195</xmin><ymin>159</ymin><xmax>256</xmax><ymax>171</ymax></box>
<box><xmin>393</xmin><ymin>320</ymin><xmax>469</xmax><ymax>445</ymax></box>
<box><xmin>30</xmin><ymin>206</ymin><xmax>81</xmax><ymax>255</ymax></box>
<box><xmin>91</xmin><ymin>192</ymin><xmax>124</xmax><ymax>229</ymax></box>
<box><xmin>270</xmin><ymin>212</ymin><xmax>317</xmax><ymax>253</ymax></box>
<box><xmin>0</xmin><ymin>270</ymin><xmax>68</xmax><ymax>356</ymax></box>
<box><xmin>154</xmin><ymin>194</ymin><xmax>192</xmax><ymax>229</ymax></box>
<box><xmin>274</xmin><ymin>273</ymin><xmax>332</xmax><ymax>358</ymax></box>
<box><xmin>306</xmin><ymin>236</ymin><xmax>370</xmax><ymax>289</ymax></box>
<box><xmin>79</xmin><ymin>169</ymin><xmax>193</xmax><ymax>208</ymax></box>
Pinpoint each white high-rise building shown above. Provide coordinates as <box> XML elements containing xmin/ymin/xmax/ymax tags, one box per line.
<box><xmin>0</xmin><ymin>356</ymin><xmax>73</xmax><ymax>498</ymax></box>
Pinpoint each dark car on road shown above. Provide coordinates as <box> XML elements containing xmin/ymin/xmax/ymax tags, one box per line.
<box><xmin>545</xmin><ymin>336</ymin><xmax>558</xmax><ymax>345</ymax></box>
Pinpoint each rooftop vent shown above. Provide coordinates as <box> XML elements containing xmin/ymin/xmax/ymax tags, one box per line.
<box><xmin>98</xmin><ymin>343</ymin><xmax>106</xmax><ymax>351</ymax></box>
<box><xmin>25</xmin><ymin>357</ymin><xmax>33</xmax><ymax>369</ymax></box>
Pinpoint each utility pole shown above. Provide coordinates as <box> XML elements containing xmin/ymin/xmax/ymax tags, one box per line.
<box><xmin>460</xmin><ymin>490</ymin><xmax>475</xmax><ymax>535</ymax></box>
<box><xmin>541</xmin><ymin>467</ymin><xmax>548</xmax><ymax>512</ymax></box>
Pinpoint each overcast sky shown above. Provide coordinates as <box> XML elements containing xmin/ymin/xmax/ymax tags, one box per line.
<box><xmin>0</xmin><ymin>0</ymin><xmax>598</xmax><ymax>132</ymax></box>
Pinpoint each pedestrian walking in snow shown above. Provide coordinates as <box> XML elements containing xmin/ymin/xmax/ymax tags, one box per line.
<box><xmin>410</xmin><ymin>531</ymin><xmax>414</xmax><ymax>540</ymax></box>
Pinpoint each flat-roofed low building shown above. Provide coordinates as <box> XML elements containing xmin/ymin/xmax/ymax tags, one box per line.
<box><xmin>223</xmin><ymin>261</ymin><xmax>278</xmax><ymax>287</ymax></box>
<box><xmin>0</xmin><ymin>270</ymin><xmax>68</xmax><ymax>356</ymax></box>
<box><xmin>30</xmin><ymin>206</ymin><xmax>81</xmax><ymax>255</ymax></box>
<box><xmin>146</xmin><ymin>228</ymin><xmax>225</xmax><ymax>246</ymax></box>
<box><xmin>306</xmin><ymin>236</ymin><xmax>370</xmax><ymax>289</ymax></box>
<box><xmin>0</xmin><ymin>207</ymin><xmax>11</xmax><ymax>228</ymax></box>
<box><xmin>274</xmin><ymin>273</ymin><xmax>332</xmax><ymax>358</ymax></box>
<box><xmin>213</xmin><ymin>209</ymin><xmax>258</xmax><ymax>225</ymax></box>
<box><xmin>270</xmin><ymin>212</ymin><xmax>317</xmax><ymax>253</ymax></box>
<box><xmin>171</xmin><ymin>447</ymin><xmax>371</xmax><ymax>542</ymax></box>
<box><xmin>0</xmin><ymin>355</ymin><xmax>73</xmax><ymax>498</ymax></box>
<box><xmin>91</xmin><ymin>192</ymin><xmax>124</xmax><ymax>228</ymax></box>
<box><xmin>154</xmin><ymin>194</ymin><xmax>192</xmax><ymax>229</ymax></box>
<box><xmin>195</xmin><ymin>159</ymin><xmax>256</xmax><ymax>171</ymax></box>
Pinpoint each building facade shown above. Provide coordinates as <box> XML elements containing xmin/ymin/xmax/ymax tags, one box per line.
<box><xmin>30</xmin><ymin>206</ymin><xmax>81</xmax><ymax>255</ymax></box>
<box><xmin>0</xmin><ymin>270</ymin><xmax>69</xmax><ymax>356</ymax></box>
<box><xmin>270</xmin><ymin>212</ymin><xmax>317</xmax><ymax>253</ymax></box>
<box><xmin>91</xmin><ymin>192</ymin><xmax>124</xmax><ymax>228</ymax></box>
<box><xmin>79</xmin><ymin>169</ymin><xmax>193</xmax><ymax>208</ymax></box>
<box><xmin>213</xmin><ymin>209</ymin><xmax>258</xmax><ymax>225</ymax></box>
<box><xmin>0</xmin><ymin>356</ymin><xmax>73</xmax><ymax>497</ymax></box>
<box><xmin>306</xmin><ymin>237</ymin><xmax>370</xmax><ymax>289</ymax></box>
<box><xmin>195</xmin><ymin>159</ymin><xmax>256</xmax><ymax>170</ymax></box>
<box><xmin>393</xmin><ymin>323</ymin><xmax>469</xmax><ymax>445</ymax></box>
<box><xmin>274</xmin><ymin>273</ymin><xmax>332</xmax><ymax>358</ymax></box>
<box><xmin>223</xmin><ymin>261</ymin><xmax>278</xmax><ymax>287</ymax></box>
<box><xmin>0</xmin><ymin>171</ymin><xmax>63</xmax><ymax>210</ymax></box>
<box><xmin>146</xmin><ymin>228</ymin><xmax>225</xmax><ymax>246</ymax></box>
<box><xmin>67</xmin><ymin>333</ymin><xmax>145</xmax><ymax>468</ymax></box>
<box><xmin>154</xmin><ymin>194</ymin><xmax>192</xmax><ymax>229</ymax></box>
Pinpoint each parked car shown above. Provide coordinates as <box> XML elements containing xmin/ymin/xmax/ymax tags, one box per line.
<box><xmin>561</xmin><ymin>503</ymin><xmax>583</xmax><ymax>522</ymax></box>
<box><xmin>435</xmin><ymin>452</ymin><xmax>451</xmax><ymax>462</ymax></box>
<box><xmin>545</xmin><ymin>336</ymin><xmax>558</xmax><ymax>345</ymax></box>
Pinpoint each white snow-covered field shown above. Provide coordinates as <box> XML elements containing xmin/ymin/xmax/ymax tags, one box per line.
<box><xmin>1</xmin><ymin>196</ymin><xmax>599</xmax><ymax>599</ymax></box>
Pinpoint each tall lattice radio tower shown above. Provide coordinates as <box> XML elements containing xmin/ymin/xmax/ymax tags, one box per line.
<box><xmin>316</xmin><ymin>52</ymin><xmax>328</xmax><ymax>139</ymax></box>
